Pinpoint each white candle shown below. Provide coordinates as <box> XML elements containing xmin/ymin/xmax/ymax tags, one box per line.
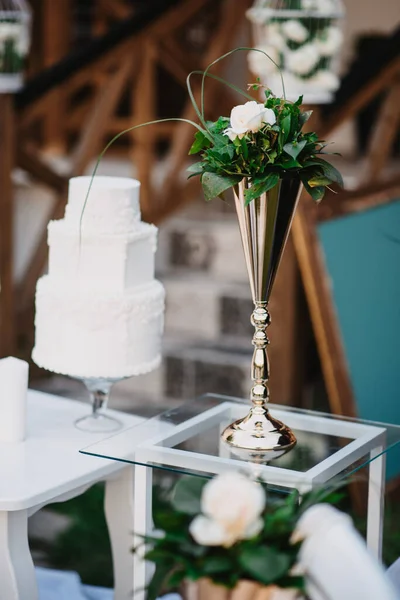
<box><xmin>0</xmin><ymin>357</ymin><xmax>29</xmax><ymax>442</ymax></box>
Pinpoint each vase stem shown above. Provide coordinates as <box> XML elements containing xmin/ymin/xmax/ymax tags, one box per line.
<box><xmin>221</xmin><ymin>303</ymin><xmax>297</xmax><ymax>457</ymax></box>
<box><xmin>250</xmin><ymin>303</ymin><xmax>270</xmax><ymax>408</ymax></box>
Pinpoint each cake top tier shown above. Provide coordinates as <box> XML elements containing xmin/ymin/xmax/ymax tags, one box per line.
<box><xmin>64</xmin><ymin>176</ymin><xmax>141</xmax><ymax>234</ymax></box>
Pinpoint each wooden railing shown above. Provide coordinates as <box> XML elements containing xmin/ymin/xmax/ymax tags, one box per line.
<box><xmin>0</xmin><ymin>0</ymin><xmax>251</xmax><ymax>356</ymax></box>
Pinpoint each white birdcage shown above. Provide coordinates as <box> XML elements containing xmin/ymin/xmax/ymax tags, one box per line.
<box><xmin>0</xmin><ymin>0</ymin><xmax>31</xmax><ymax>92</ymax></box>
<box><xmin>247</xmin><ymin>0</ymin><xmax>345</xmax><ymax>104</ymax></box>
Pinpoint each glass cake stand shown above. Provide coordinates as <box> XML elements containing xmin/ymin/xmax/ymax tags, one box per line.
<box><xmin>75</xmin><ymin>377</ymin><xmax>123</xmax><ymax>433</ymax></box>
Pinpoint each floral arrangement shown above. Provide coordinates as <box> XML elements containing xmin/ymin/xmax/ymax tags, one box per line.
<box><xmin>140</xmin><ymin>472</ymin><xmax>344</xmax><ymax>600</ymax></box>
<box><xmin>248</xmin><ymin>0</ymin><xmax>344</xmax><ymax>94</ymax></box>
<box><xmin>0</xmin><ymin>20</ymin><xmax>30</xmax><ymax>74</ymax></box>
<box><xmin>82</xmin><ymin>47</ymin><xmax>342</xmax><ymax>217</ymax></box>
<box><xmin>188</xmin><ymin>80</ymin><xmax>343</xmax><ymax>205</ymax></box>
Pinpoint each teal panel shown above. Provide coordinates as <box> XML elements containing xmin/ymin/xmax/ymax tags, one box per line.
<box><xmin>317</xmin><ymin>200</ymin><xmax>400</xmax><ymax>479</ymax></box>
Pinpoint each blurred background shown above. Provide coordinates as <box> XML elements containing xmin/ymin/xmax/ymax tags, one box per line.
<box><xmin>0</xmin><ymin>0</ymin><xmax>399</xmax><ymax>590</ymax></box>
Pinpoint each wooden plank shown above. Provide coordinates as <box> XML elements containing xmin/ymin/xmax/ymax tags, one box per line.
<box><xmin>292</xmin><ymin>196</ymin><xmax>358</xmax><ymax>419</ymax></box>
<box><xmin>70</xmin><ymin>53</ymin><xmax>135</xmax><ymax>176</ymax></box>
<box><xmin>317</xmin><ymin>176</ymin><xmax>400</xmax><ymax>223</ymax></box>
<box><xmin>321</xmin><ymin>57</ymin><xmax>400</xmax><ymax>138</ymax></box>
<box><xmin>364</xmin><ymin>83</ymin><xmax>400</xmax><ymax>183</ymax></box>
<box><xmin>41</xmin><ymin>0</ymin><xmax>72</xmax><ymax>152</ymax></box>
<box><xmin>131</xmin><ymin>41</ymin><xmax>157</xmax><ymax>215</ymax></box>
<box><xmin>0</xmin><ymin>96</ymin><xmax>15</xmax><ymax>356</ymax></box>
<box><xmin>17</xmin><ymin>146</ymin><xmax>67</xmax><ymax>193</ymax></box>
<box><xmin>151</xmin><ymin>0</ymin><xmax>251</xmax><ymax>222</ymax></box>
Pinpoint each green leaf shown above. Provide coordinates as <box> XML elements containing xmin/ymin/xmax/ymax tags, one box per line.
<box><xmin>189</xmin><ymin>130</ymin><xmax>211</xmax><ymax>155</ymax></box>
<box><xmin>201</xmin><ymin>172</ymin><xmax>242</xmax><ymax>202</ymax></box>
<box><xmin>244</xmin><ymin>172</ymin><xmax>279</xmax><ymax>206</ymax></box>
<box><xmin>146</xmin><ymin>562</ymin><xmax>174</xmax><ymax>600</ymax></box>
<box><xmin>283</xmin><ymin>139</ymin><xmax>307</xmax><ymax>160</ymax></box>
<box><xmin>187</xmin><ymin>161</ymin><xmax>204</xmax><ymax>174</ymax></box>
<box><xmin>281</xmin><ymin>114</ymin><xmax>291</xmax><ymax>144</ymax></box>
<box><xmin>239</xmin><ymin>136</ymin><xmax>249</xmax><ymax>160</ymax></box>
<box><xmin>238</xmin><ymin>546</ymin><xmax>291</xmax><ymax>585</ymax></box>
<box><xmin>202</xmin><ymin>555</ymin><xmax>233</xmax><ymax>575</ymax></box>
<box><xmin>308</xmin><ymin>176</ymin><xmax>332</xmax><ymax>187</ymax></box>
<box><xmin>302</xmin><ymin>178</ymin><xmax>325</xmax><ymax>203</ymax></box>
<box><xmin>171</xmin><ymin>476</ymin><xmax>207</xmax><ymax>515</ymax></box>
<box><xmin>299</xmin><ymin>110</ymin><xmax>313</xmax><ymax>127</ymax></box>
<box><xmin>311</xmin><ymin>158</ymin><xmax>344</xmax><ymax>187</ymax></box>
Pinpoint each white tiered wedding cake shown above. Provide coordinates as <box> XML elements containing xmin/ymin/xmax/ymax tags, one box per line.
<box><xmin>32</xmin><ymin>176</ymin><xmax>165</xmax><ymax>379</ymax></box>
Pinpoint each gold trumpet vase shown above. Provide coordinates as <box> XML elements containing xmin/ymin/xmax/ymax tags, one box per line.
<box><xmin>222</xmin><ymin>177</ymin><xmax>302</xmax><ymax>455</ymax></box>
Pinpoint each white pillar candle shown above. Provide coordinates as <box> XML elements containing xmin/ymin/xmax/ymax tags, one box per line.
<box><xmin>0</xmin><ymin>357</ymin><xmax>29</xmax><ymax>443</ymax></box>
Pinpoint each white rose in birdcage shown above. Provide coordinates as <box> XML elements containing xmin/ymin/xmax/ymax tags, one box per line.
<box><xmin>0</xmin><ymin>0</ymin><xmax>32</xmax><ymax>92</ymax></box>
<box><xmin>317</xmin><ymin>25</ymin><xmax>344</xmax><ymax>57</ymax></box>
<box><xmin>286</xmin><ymin>42</ymin><xmax>320</xmax><ymax>76</ymax></box>
<box><xmin>246</xmin><ymin>0</ymin><xmax>345</xmax><ymax>104</ymax></box>
<box><xmin>281</xmin><ymin>19</ymin><xmax>309</xmax><ymax>43</ymax></box>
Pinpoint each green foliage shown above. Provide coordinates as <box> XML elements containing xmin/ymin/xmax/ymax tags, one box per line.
<box><xmin>140</xmin><ymin>476</ymin><xmax>345</xmax><ymax>600</ymax></box>
<box><xmin>187</xmin><ymin>70</ymin><xmax>343</xmax><ymax>204</ymax></box>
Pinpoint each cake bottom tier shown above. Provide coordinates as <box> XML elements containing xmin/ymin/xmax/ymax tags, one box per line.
<box><xmin>33</xmin><ymin>276</ymin><xmax>165</xmax><ymax>379</ymax></box>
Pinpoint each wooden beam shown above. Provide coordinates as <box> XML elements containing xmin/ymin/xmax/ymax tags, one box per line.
<box><xmin>321</xmin><ymin>57</ymin><xmax>400</xmax><ymax>138</ymax></box>
<box><xmin>70</xmin><ymin>53</ymin><xmax>135</xmax><ymax>176</ymax></box>
<box><xmin>364</xmin><ymin>82</ymin><xmax>400</xmax><ymax>183</ymax></box>
<box><xmin>317</xmin><ymin>177</ymin><xmax>400</xmax><ymax>223</ymax></box>
<box><xmin>17</xmin><ymin>146</ymin><xmax>67</xmax><ymax>193</ymax></box>
<box><xmin>131</xmin><ymin>41</ymin><xmax>158</xmax><ymax>215</ymax></box>
<box><xmin>292</xmin><ymin>196</ymin><xmax>358</xmax><ymax>418</ymax></box>
<box><xmin>0</xmin><ymin>95</ymin><xmax>15</xmax><ymax>356</ymax></box>
<box><xmin>150</xmin><ymin>0</ymin><xmax>251</xmax><ymax>222</ymax></box>
<box><xmin>41</xmin><ymin>0</ymin><xmax>72</xmax><ymax>152</ymax></box>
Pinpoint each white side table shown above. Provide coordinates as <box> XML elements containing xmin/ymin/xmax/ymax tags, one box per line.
<box><xmin>0</xmin><ymin>389</ymin><xmax>144</xmax><ymax>600</ymax></box>
<box><xmin>81</xmin><ymin>394</ymin><xmax>400</xmax><ymax>600</ymax></box>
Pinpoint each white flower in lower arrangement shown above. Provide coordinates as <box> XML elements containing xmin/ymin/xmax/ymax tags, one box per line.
<box><xmin>286</xmin><ymin>43</ymin><xmax>320</xmax><ymax>76</ymax></box>
<box><xmin>189</xmin><ymin>515</ymin><xmax>231</xmax><ymax>546</ymax></box>
<box><xmin>189</xmin><ymin>472</ymin><xmax>266</xmax><ymax>547</ymax></box>
<box><xmin>225</xmin><ymin>101</ymin><xmax>276</xmax><ymax>139</ymax></box>
<box><xmin>310</xmin><ymin>70</ymin><xmax>340</xmax><ymax>91</ymax></box>
<box><xmin>281</xmin><ymin>20</ymin><xmax>309</xmax><ymax>44</ymax></box>
<box><xmin>248</xmin><ymin>46</ymin><xmax>280</xmax><ymax>77</ymax></box>
<box><xmin>317</xmin><ymin>26</ymin><xmax>344</xmax><ymax>57</ymax></box>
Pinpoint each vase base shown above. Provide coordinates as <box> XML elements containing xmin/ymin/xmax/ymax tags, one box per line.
<box><xmin>221</xmin><ymin>406</ymin><xmax>296</xmax><ymax>456</ymax></box>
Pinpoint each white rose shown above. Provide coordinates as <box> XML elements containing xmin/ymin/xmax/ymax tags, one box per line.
<box><xmin>301</xmin><ymin>0</ymin><xmax>317</xmax><ymax>9</ymax></box>
<box><xmin>317</xmin><ymin>26</ymin><xmax>344</xmax><ymax>56</ymax></box>
<box><xmin>267</xmin><ymin>23</ymin><xmax>286</xmax><ymax>51</ymax></box>
<box><xmin>190</xmin><ymin>472</ymin><xmax>266</xmax><ymax>547</ymax></box>
<box><xmin>248</xmin><ymin>45</ymin><xmax>280</xmax><ymax>77</ymax></box>
<box><xmin>227</xmin><ymin>101</ymin><xmax>276</xmax><ymax>138</ymax></box>
<box><xmin>281</xmin><ymin>20</ymin><xmax>309</xmax><ymax>44</ymax></box>
<box><xmin>223</xmin><ymin>127</ymin><xmax>243</xmax><ymax>141</ymax></box>
<box><xmin>317</xmin><ymin>0</ymin><xmax>336</xmax><ymax>13</ymax></box>
<box><xmin>0</xmin><ymin>22</ymin><xmax>22</xmax><ymax>41</ymax></box>
<box><xmin>189</xmin><ymin>515</ymin><xmax>230</xmax><ymax>546</ymax></box>
<box><xmin>310</xmin><ymin>70</ymin><xmax>340</xmax><ymax>91</ymax></box>
<box><xmin>16</xmin><ymin>29</ymin><xmax>30</xmax><ymax>55</ymax></box>
<box><xmin>286</xmin><ymin>43</ymin><xmax>320</xmax><ymax>76</ymax></box>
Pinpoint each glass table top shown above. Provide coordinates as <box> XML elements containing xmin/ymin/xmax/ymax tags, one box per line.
<box><xmin>80</xmin><ymin>394</ymin><xmax>400</xmax><ymax>485</ymax></box>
